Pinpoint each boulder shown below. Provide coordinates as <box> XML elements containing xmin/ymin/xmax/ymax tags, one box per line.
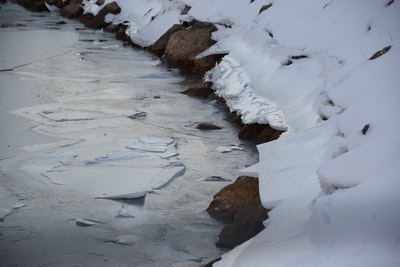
<box><xmin>149</xmin><ymin>24</ymin><xmax>186</xmax><ymax>57</ymax></box>
<box><xmin>181</xmin><ymin>81</ymin><xmax>213</xmax><ymax>98</ymax></box>
<box><xmin>60</xmin><ymin>3</ymin><xmax>82</xmax><ymax>19</ymax></box>
<box><xmin>257</xmin><ymin>124</ymin><xmax>283</xmax><ymax>143</ymax></box>
<box><xmin>216</xmin><ymin>222</ymin><xmax>265</xmax><ymax>248</ymax></box>
<box><xmin>239</xmin><ymin>123</ymin><xmax>283</xmax><ymax>143</ymax></box>
<box><xmin>207</xmin><ymin>176</ymin><xmax>269</xmax><ymax>248</ymax></box>
<box><xmin>115</xmin><ymin>24</ymin><xmax>129</xmax><ymax>42</ymax></box>
<box><xmin>226</xmin><ymin>111</ymin><xmax>242</xmax><ymax>125</ymax></box>
<box><xmin>16</xmin><ymin>0</ymin><xmax>49</xmax><ymax>12</ymax></box>
<box><xmin>196</xmin><ymin>122</ymin><xmax>222</xmax><ymax>130</ymax></box>
<box><xmin>103</xmin><ymin>23</ymin><xmax>120</xmax><ymax>33</ymax></box>
<box><xmin>165</xmin><ymin>22</ymin><xmax>217</xmax><ymax>73</ymax></box>
<box><xmin>80</xmin><ymin>1</ymin><xmax>121</xmax><ymax>29</ymax></box>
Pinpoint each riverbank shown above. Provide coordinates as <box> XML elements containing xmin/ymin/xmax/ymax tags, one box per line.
<box><xmin>3</xmin><ymin>1</ymin><xmax>400</xmax><ymax>267</ymax></box>
<box><xmin>11</xmin><ymin>0</ymin><xmax>275</xmax><ymax>251</ymax></box>
<box><xmin>0</xmin><ymin>2</ymin><xmax>262</xmax><ymax>266</ymax></box>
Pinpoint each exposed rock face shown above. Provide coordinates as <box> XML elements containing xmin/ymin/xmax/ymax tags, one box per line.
<box><xmin>207</xmin><ymin>176</ymin><xmax>269</xmax><ymax>249</ymax></box>
<box><xmin>163</xmin><ymin>22</ymin><xmax>218</xmax><ymax>73</ymax></box>
<box><xmin>79</xmin><ymin>1</ymin><xmax>121</xmax><ymax>29</ymax></box>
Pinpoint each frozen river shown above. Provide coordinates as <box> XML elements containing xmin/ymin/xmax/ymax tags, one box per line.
<box><xmin>0</xmin><ymin>3</ymin><xmax>258</xmax><ymax>267</ymax></box>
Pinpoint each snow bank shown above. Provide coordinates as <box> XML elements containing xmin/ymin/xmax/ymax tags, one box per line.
<box><xmin>83</xmin><ymin>0</ymin><xmax>184</xmax><ymax>47</ymax></box>
<box><xmin>60</xmin><ymin>0</ymin><xmax>400</xmax><ymax>265</ymax></box>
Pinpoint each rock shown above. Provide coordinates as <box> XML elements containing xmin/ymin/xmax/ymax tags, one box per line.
<box><xmin>149</xmin><ymin>24</ymin><xmax>186</xmax><ymax>57</ymax></box>
<box><xmin>258</xmin><ymin>3</ymin><xmax>272</xmax><ymax>14</ymax></box>
<box><xmin>103</xmin><ymin>23</ymin><xmax>120</xmax><ymax>33</ymax></box>
<box><xmin>165</xmin><ymin>22</ymin><xmax>217</xmax><ymax>73</ymax></box>
<box><xmin>181</xmin><ymin>81</ymin><xmax>214</xmax><ymax>98</ymax></box>
<box><xmin>16</xmin><ymin>0</ymin><xmax>49</xmax><ymax>12</ymax></box>
<box><xmin>216</xmin><ymin>222</ymin><xmax>265</xmax><ymax>249</ymax></box>
<box><xmin>80</xmin><ymin>1</ymin><xmax>121</xmax><ymax>29</ymax></box>
<box><xmin>60</xmin><ymin>3</ymin><xmax>83</xmax><ymax>19</ymax></box>
<box><xmin>257</xmin><ymin>124</ymin><xmax>283</xmax><ymax>143</ymax></box>
<box><xmin>238</xmin><ymin>123</ymin><xmax>266</xmax><ymax>140</ymax></box>
<box><xmin>115</xmin><ymin>24</ymin><xmax>129</xmax><ymax>42</ymax></box>
<box><xmin>226</xmin><ymin>111</ymin><xmax>242</xmax><ymax>125</ymax></box>
<box><xmin>239</xmin><ymin>123</ymin><xmax>283</xmax><ymax>143</ymax></box>
<box><xmin>207</xmin><ymin>176</ymin><xmax>269</xmax><ymax>248</ymax></box>
<box><xmin>196</xmin><ymin>122</ymin><xmax>222</xmax><ymax>130</ymax></box>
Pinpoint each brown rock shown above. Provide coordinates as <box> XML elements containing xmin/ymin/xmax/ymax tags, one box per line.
<box><xmin>226</xmin><ymin>112</ymin><xmax>242</xmax><ymax>125</ymax></box>
<box><xmin>193</xmin><ymin>53</ymin><xmax>226</xmax><ymax>74</ymax></box>
<box><xmin>217</xmin><ymin>222</ymin><xmax>265</xmax><ymax>249</ymax></box>
<box><xmin>60</xmin><ymin>3</ymin><xmax>83</xmax><ymax>19</ymax></box>
<box><xmin>149</xmin><ymin>24</ymin><xmax>186</xmax><ymax>57</ymax></box>
<box><xmin>80</xmin><ymin>1</ymin><xmax>121</xmax><ymax>29</ymax></box>
<box><xmin>207</xmin><ymin>176</ymin><xmax>267</xmax><ymax>223</ymax></box>
<box><xmin>196</xmin><ymin>122</ymin><xmax>222</xmax><ymax>130</ymax></box>
<box><xmin>103</xmin><ymin>23</ymin><xmax>120</xmax><ymax>33</ymax></box>
<box><xmin>165</xmin><ymin>22</ymin><xmax>217</xmax><ymax>73</ymax></box>
<box><xmin>207</xmin><ymin>176</ymin><xmax>269</xmax><ymax>248</ymax></box>
<box><xmin>238</xmin><ymin>123</ymin><xmax>266</xmax><ymax>140</ymax></box>
<box><xmin>181</xmin><ymin>81</ymin><xmax>213</xmax><ymax>97</ymax></box>
<box><xmin>16</xmin><ymin>0</ymin><xmax>49</xmax><ymax>12</ymax></box>
<box><xmin>239</xmin><ymin>123</ymin><xmax>283</xmax><ymax>143</ymax></box>
<box><xmin>257</xmin><ymin>124</ymin><xmax>283</xmax><ymax>143</ymax></box>
<box><xmin>115</xmin><ymin>24</ymin><xmax>129</xmax><ymax>42</ymax></box>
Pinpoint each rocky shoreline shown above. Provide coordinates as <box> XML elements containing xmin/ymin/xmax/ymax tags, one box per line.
<box><xmin>10</xmin><ymin>0</ymin><xmax>281</xmax><ymax>258</ymax></box>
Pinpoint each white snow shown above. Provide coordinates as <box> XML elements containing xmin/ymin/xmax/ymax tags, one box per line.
<box><xmin>2</xmin><ymin>0</ymin><xmax>399</xmax><ymax>266</ymax></box>
<box><xmin>80</xmin><ymin>0</ymin><xmax>400</xmax><ymax>266</ymax></box>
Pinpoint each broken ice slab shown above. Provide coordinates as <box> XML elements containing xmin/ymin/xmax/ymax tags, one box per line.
<box><xmin>74</xmin><ymin>218</ymin><xmax>106</xmax><ymax>227</ymax></box>
<box><xmin>103</xmin><ymin>235</ymin><xmax>140</xmax><ymax>245</ymax></box>
<box><xmin>96</xmin><ymin>190</ymin><xmax>147</xmax><ymax>201</ymax></box>
<box><xmin>35</xmin><ymin>165</ymin><xmax>186</xmax><ymax>199</ymax></box>
<box><xmin>0</xmin><ymin>208</ymin><xmax>12</xmax><ymax>222</ymax></box>
<box><xmin>126</xmin><ymin>111</ymin><xmax>147</xmax><ymax>120</ymax></box>
<box><xmin>11</xmin><ymin>203</ymin><xmax>27</xmax><ymax>209</ymax></box>
<box><xmin>5</xmin><ymin>135</ymin><xmax>185</xmax><ymax>201</ymax></box>
<box><xmin>126</xmin><ymin>136</ymin><xmax>175</xmax><ymax>153</ymax></box>
<box><xmin>202</xmin><ymin>176</ymin><xmax>232</xmax><ymax>182</ymax></box>
<box><xmin>84</xmin><ymin>151</ymin><xmax>164</xmax><ymax>167</ymax></box>
<box><xmin>27</xmin><ymin>151</ymin><xmax>78</xmax><ymax>166</ymax></box>
<box><xmin>115</xmin><ymin>204</ymin><xmax>136</xmax><ymax>218</ymax></box>
<box><xmin>39</xmin><ymin>108</ymin><xmax>114</xmax><ymax>122</ymax></box>
<box><xmin>216</xmin><ymin>145</ymin><xmax>244</xmax><ymax>153</ymax></box>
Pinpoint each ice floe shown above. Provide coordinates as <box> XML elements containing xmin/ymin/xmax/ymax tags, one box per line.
<box><xmin>2</xmin><ymin>135</ymin><xmax>185</xmax><ymax>200</ymax></box>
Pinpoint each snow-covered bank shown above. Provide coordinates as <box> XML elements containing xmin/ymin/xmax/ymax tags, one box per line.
<box><xmin>74</xmin><ymin>0</ymin><xmax>400</xmax><ymax>266</ymax></box>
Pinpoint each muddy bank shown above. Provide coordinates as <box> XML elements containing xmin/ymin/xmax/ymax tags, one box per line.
<box><xmin>10</xmin><ymin>0</ymin><xmax>282</xmax><ymax>257</ymax></box>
